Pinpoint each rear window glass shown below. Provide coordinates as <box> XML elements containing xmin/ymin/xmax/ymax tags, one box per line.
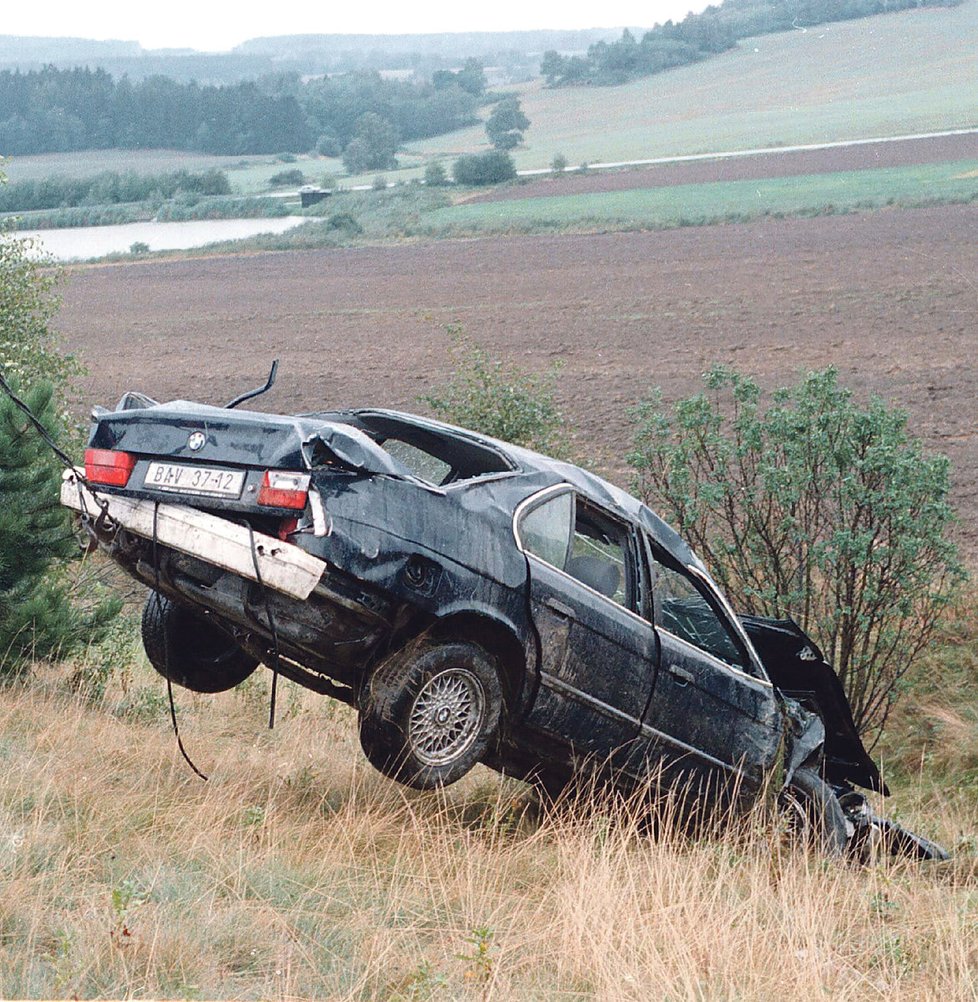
<box><xmin>382</xmin><ymin>439</ymin><xmax>452</xmax><ymax>485</ymax></box>
<box><xmin>357</xmin><ymin>413</ymin><xmax>514</xmax><ymax>486</ymax></box>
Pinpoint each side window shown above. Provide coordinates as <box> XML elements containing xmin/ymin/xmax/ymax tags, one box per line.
<box><xmin>520</xmin><ymin>491</ymin><xmax>573</xmax><ymax>569</ymax></box>
<box><xmin>650</xmin><ymin>551</ymin><xmax>748</xmax><ymax>671</ymax></box>
<box><xmin>518</xmin><ymin>490</ymin><xmax>635</xmax><ymax>612</ymax></box>
<box><xmin>569</xmin><ymin>501</ymin><xmax>631</xmax><ymax>609</ymax></box>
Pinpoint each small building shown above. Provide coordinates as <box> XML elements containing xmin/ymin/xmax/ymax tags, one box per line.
<box><xmin>299</xmin><ymin>186</ymin><xmax>331</xmax><ymax>208</ymax></box>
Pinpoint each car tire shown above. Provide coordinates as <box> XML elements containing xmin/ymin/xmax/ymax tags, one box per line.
<box><xmin>358</xmin><ymin>640</ymin><xmax>503</xmax><ymax>790</ymax></box>
<box><xmin>780</xmin><ymin>767</ymin><xmax>850</xmax><ymax>856</ymax></box>
<box><xmin>141</xmin><ymin>594</ymin><xmax>259</xmax><ymax>693</ymax></box>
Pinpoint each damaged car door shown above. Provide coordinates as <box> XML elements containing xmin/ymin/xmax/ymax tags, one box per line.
<box><xmin>628</xmin><ymin>540</ymin><xmax>783</xmax><ymax>795</ymax></box>
<box><xmin>516</xmin><ymin>486</ymin><xmax>657</xmax><ymax>764</ymax></box>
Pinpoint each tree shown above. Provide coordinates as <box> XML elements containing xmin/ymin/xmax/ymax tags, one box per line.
<box><xmin>433</xmin><ymin>58</ymin><xmax>487</xmax><ymax>97</ymax></box>
<box><xmin>0</xmin><ymin>171</ymin><xmax>119</xmax><ymax>673</ymax></box>
<box><xmin>342</xmin><ymin>112</ymin><xmax>399</xmax><ymax>174</ymax></box>
<box><xmin>540</xmin><ymin>50</ymin><xmax>565</xmax><ymax>86</ymax></box>
<box><xmin>423</xmin><ymin>160</ymin><xmax>449</xmax><ymax>187</ymax></box>
<box><xmin>452</xmin><ymin>150</ymin><xmax>516</xmax><ymax>186</ymax></box>
<box><xmin>485</xmin><ymin>97</ymin><xmax>530</xmax><ymax>151</ymax></box>
<box><xmin>550</xmin><ymin>153</ymin><xmax>568</xmax><ymax>175</ymax></box>
<box><xmin>628</xmin><ymin>366</ymin><xmax>963</xmax><ymax>743</ymax></box>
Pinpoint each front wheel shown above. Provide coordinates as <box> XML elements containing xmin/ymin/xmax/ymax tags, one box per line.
<box><xmin>359</xmin><ymin>640</ymin><xmax>503</xmax><ymax>790</ymax></box>
<box><xmin>779</xmin><ymin>767</ymin><xmax>850</xmax><ymax>856</ymax></box>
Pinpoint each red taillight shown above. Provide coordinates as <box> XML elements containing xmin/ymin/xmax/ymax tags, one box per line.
<box><xmin>258</xmin><ymin>470</ymin><xmax>310</xmax><ymax>510</ymax></box>
<box><xmin>85</xmin><ymin>448</ymin><xmax>137</xmax><ymax>487</ymax></box>
<box><xmin>277</xmin><ymin>516</ymin><xmax>300</xmax><ymax>541</ymax></box>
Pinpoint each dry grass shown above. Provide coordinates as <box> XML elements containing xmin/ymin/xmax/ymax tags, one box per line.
<box><xmin>0</xmin><ymin>640</ymin><xmax>975</xmax><ymax>1001</ymax></box>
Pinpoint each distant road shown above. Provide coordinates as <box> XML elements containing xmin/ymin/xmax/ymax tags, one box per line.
<box><xmin>334</xmin><ymin>127</ymin><xmax>978</xmax><ymax>194</ymax></box>
<box><xmin>519</xmin><ymin>127</ymin><xmax>978</xmax><ymax>176</ymax></box>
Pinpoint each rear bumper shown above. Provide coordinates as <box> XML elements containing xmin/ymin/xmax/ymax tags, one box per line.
<box><xmin>60</xmin><ymin>469</ymin><xmax>325</xmax><ymax>600</ymax></box>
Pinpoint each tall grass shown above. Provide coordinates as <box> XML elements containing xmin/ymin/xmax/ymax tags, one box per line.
<box><xmin>0</xmin><ymin>631</ymin><xmax>974</xmax><ymax>999</ymax></box>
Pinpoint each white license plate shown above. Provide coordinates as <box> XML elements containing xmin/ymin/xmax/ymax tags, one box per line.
<box><xmin>144</xmin><ymin>462</ymin><xmax>245</xmax><ymax>498</ymax></box>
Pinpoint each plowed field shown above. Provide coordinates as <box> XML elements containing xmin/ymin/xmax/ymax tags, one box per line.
<box><xmin>58</xmin><ymin>202</ymin><xmax>978</xmax><ymax>555</ymax></box>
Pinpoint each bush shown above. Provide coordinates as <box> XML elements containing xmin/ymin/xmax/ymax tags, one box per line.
<box><xmin>452</xmin><ymin>151</ymin><xmax>517</xmax><ymax>187</ymax></box>
<box><xmin>551</xmin><ymin>153</ymin><xmax>568</xmax><ymax>175</ymax></box>
<box><xmin>421</xmin><ymin>327</ymin><xmax>565</xmax><ymax>455</ymax></box>
<box><xmin>424</xmin><ymin>161</ymin><xmax>449</xmax><ymax>187</ymax></box>
<box><xmin>628</xmin><ymin>366</ymin><xmax>963</xmax><ymax>743</ymax></box>
<box><xmin>269</xmin><ymin>169</ymin><xmax>306</xmax><ymax>187</ymax></box>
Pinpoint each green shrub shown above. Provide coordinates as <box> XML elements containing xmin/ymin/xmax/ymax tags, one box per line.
<box><xmin>424</xmin><ymin>161</ymin><xmax>449</xmax><ymax>187</ymax></box>
<box><xmin>421</xmin><ymin>328</ymin><xmax>565</xmax><ymax>455</ymax></box>
<box><xmin>628</xmin><ymin>365</ymin><xmax>963</xmax><ymax>742</ymax></box>
<box><xmin>268</xmin><ymin>169</ymin><xmax>306</xmax><ymax>187</ymax></box>
<box><xmin>452</xmin><ymin>151</ymin><xmax>517</xmax><ymax>187</ymax></box>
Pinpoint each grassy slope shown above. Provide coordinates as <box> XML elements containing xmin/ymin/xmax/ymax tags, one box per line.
<box><xmin>405</xmin><ymin>1</ymin><xmax>978</xmax><ymax>171</ymax></box>
<box><xmin>0</xmin><ymin>611</ymin><xmax>975</xmax><ymax>999</ymax></box>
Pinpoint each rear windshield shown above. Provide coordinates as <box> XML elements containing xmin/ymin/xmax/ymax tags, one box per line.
<box><xmin>356</xmin><ymin>413</ymin><xmax>514</xmax><ymax>486</ymax></box>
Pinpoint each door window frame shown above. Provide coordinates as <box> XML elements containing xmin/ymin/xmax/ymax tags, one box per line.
<box><xmin>643</xmin><ymin>534</ymin><xmax>771</xmax><ymax>686</ymax></box>
<box><xmin>514</xmin><ymin>485</ymin><xmax>649</xmax><ymax>621</ymax></box>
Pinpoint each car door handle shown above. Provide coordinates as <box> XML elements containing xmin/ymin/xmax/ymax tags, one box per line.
<box><xmin>666</xmin><ymin>664</ymin><xmax>694</xmax><ymax>685</ymax></box>
<box><xmin>544</xmin><ymin>597</ymin><xmax>577</xmax><ymax>620</ymax></box>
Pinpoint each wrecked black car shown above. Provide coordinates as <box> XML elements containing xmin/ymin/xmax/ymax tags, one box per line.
<box><xmin>62</xmin><ymin>373</ymin><xmax>947</xmax><ymax>860</ymax></box>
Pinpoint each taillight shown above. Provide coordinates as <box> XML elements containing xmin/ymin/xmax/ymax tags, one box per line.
<box><xmin>258</xmin><ymin>471</ymin><xmax>310</xmax><ymax>510</ymax></box>
<box><xmin>277</xmin><ymin>516</ymin><xmax>300</xmax><ymax>541</ymax></box>
<box><xmin>85</xmin><ymin>448</ymin><xmax>137</xmax><ymax>487</ymax></box>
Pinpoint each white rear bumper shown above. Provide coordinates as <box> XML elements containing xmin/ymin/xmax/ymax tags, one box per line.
<box><xmin>61</xmin><ymin>470</ymin><xmax>326</xmax><ymax>600</ymax></box>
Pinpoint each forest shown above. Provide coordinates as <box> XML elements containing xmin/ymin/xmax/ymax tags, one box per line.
<box><xmin>0</xmin><ymin>62</ymin><xmax>485</xmax><ymax>157</ymax></box>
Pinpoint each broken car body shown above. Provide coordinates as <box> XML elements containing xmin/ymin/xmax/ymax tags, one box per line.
<box><xmin>62</xmin><ymin>376</ymin><xmax>947</xmax><ymax>860</ymax></box>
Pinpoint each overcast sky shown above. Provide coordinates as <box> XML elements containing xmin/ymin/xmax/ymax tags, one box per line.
<box><xmin>4</xmin><ymin>1</ymin><xmax>712</xmax><ymax>52</ymax></box>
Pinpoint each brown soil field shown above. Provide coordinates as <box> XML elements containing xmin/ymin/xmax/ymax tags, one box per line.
<box><xmin>57</xmin><ymin>203</ymin><xmax>978</xmax><ymax>555</ymax></box>
<box><xmin>469</xmin><ymin>132</ymin><xmax>978</xmax><ymax>203</ymax></box>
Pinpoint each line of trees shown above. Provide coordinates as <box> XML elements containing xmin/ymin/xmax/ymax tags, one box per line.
<box><xmin>0</xmin><ymin>170</ymin><xmax>231</xmax><ymax>214</ymax></box>
<box><xmin>541</xmin><ymin>0</ymin><xmax>962</xmax><ymax>86</ymax></box>
<box><xmin>0</xmin><ymin>63</ymin><xmax>486</xmax><ymax>158</ymax></box>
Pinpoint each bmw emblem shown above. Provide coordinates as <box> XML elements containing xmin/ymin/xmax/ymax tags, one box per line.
<box><xmin>187</xmin><ymin>431</ymin><xmax>206</xmax><ymax>452</ymax></box>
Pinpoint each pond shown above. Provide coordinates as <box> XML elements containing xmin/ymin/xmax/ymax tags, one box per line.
<box><xmin>15</xmin><ymin>216</ymin><xmax>308</xmax><ymax>261</ymax></box>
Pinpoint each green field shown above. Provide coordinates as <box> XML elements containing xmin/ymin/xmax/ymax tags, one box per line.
<box><xmin>405</xmin><ymin>1</ymin><xmax>978</xmax><ymax>172</ymax></box>
<box><xmin>415</xmin><ymin>160</ymin><xmax>978</xmax><ymax>238</ymax></box>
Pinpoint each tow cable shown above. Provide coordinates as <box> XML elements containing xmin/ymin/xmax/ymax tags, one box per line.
<box><xmin>0</xmin><ymin>369</ymin><xmax>209</xmax><ymax>779</ymax></box>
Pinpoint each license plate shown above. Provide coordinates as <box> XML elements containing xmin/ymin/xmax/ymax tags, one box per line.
<box><xmin>144</xmin><ymin>462</ymin><xmax>245</xmax><ymax>498</ymax></box>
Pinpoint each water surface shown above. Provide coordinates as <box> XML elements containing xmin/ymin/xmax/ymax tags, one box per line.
<box><xmin>17</xmin><ymin>216</ymin><xmax>307</xmax><ymax>261</ymax></box>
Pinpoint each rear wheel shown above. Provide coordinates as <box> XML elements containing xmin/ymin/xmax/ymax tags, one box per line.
<box><xmin>141</xmin><ymin>594</ymin><xmax>259</xmax><ymax>693</ymax></box>
<box><xmin>359</xmin><ymin>640</ymin><xmax>503</xmax><ymax>790</ymax></box>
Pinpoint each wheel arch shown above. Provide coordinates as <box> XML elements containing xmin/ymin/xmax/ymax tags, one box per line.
<box><xmin>423</xmin><ymin>610</ymin><xmax>528</xmax><ymax>713</ymax></box>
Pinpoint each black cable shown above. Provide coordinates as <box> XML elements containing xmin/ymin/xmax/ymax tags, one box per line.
<box><xmin>153</xmin><ymin>502</ymin><xmax>208</xmax><ymax>781</ymax></box>
<box><xmin>0</xmin><ymin>368</ymin><xmax>111</xmax><ymax>532</ymax></box>
<box><xmin>242</xmin><ymin>520</ymin><xmax>281</xmax><ymax>730</ymax></box>
<box><xmin>0</xmin><ymin>369</ymin><xmax>78</xmax><ymax>471</ymax></box>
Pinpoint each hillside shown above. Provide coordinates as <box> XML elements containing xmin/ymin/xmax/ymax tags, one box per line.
<box><xmin>406</xmin><ymin>0</ymin><xmax>978</xmax><ymax>170</ymax></box>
